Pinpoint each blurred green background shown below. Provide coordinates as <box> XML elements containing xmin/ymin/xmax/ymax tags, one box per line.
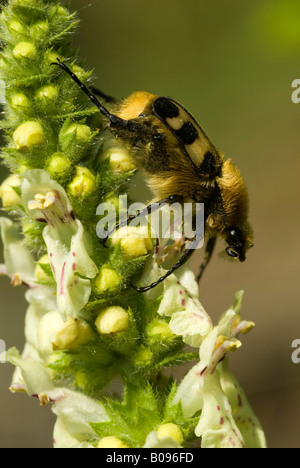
<box><xmin>1</xmin><ymin>0</ymin><xmax>300</xmax><ymax>448</ymax></box>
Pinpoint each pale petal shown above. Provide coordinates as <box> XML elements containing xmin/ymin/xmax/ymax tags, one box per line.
<box><xmin>173</xmin><ymin>362</ymin><xmax>204</xmax><ymax>418</ymax></box>
<box><xmin>25</xmin><ymin>286</ymin><xmax>58</xmax><ymax>350</ymax></box>
<box><xmin>169</xmin><ymin>298</ymin><xmax>212</xmax><ymax>347</ymax></box>
<box><xmin>6</xmin><ymin>347</ymin><xmax>55</xmax><ymax>396</ymax></box>
<box><xmin>43</xmin><ymin>219</ymin><xmax>98</xmax><ymax>319</ymax></box>
<box><xmin>49</xmin><ymin>387</ymin><xmax>109</xmax><ymax>443</ymax></box>
<box><xmin>195</xmin><ymin>373</ymin><xmax>245</xmax><ymax>448</ymax></box>
<box><xmin>219</xmin><ymin>362</ymin><xmax>267</xmax><ymax>448</ymax></box>
<box><xmin>0</xmin><ymin>217</ymin><xmax>36</xmax><ymax>285</ymax></box>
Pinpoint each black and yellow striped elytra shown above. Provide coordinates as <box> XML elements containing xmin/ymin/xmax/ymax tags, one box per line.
<box><xmin>152</xmin><ymin>96</ymin><xmax>222</xmax><ymax>178</ymax></box>
<box><xmin>52</xmin><ymin>60</ymin><xmax>253</xmax><ymax>292</ymax></box>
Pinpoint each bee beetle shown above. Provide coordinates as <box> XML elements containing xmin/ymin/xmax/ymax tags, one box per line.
<box><xmin>53</xmin><ymin>60</ymin><xmax>253</xmax><ymax>292</ymax></box>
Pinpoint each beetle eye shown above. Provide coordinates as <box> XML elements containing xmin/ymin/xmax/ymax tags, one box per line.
<box><xmin>229</xmin><ymin>229</ymin><xmax>239</xmax><ymax>241</ymax></box>
<box><xmin>226</xmin><ymin>247</ymin><xmax>239</xmax><ymax>258</ymax></box>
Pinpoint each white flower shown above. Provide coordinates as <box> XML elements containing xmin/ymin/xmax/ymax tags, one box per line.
<box><xmin>219</xmin><ymin>361</ymin><xmax>267</xmax><ymax>448</ymax></box>
<box><xmin>5</xmin><ymin>347</ymin><xmax>109</xmax><ymax>448</ymax></box>
<box><xmin>21</xmin><ymin>169</ymin><xmax>98</xmax><ymax>319</ymax></box>
<box><xmin>173</xmin><ymin>291</ymin><xmax>266</xmax><ymax>448</ymax></box>
<box><xmin>6</xmin><ymin>347</ymin><xmax>55</xmax><ymax>397</ymax></box>
<box><xmin>0</xmin><ymin>217</ymin><xmax>36</xmax><ymax>287</ymax></box>
<box><xmin>49</xmin><ymin>388</ymin><xmax>109</xmax><ymax>448</ymax></box>
<box><xmin>143</xmin><ymin>264</ymin><xmax>212</xmax><ymax>347</ymax></box>
<box><xmin>195</xmin><ymin>371</ymin><xmax>245</xmax><ymax>448</ymax></box>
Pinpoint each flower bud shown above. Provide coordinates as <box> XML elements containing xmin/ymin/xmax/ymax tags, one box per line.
<box><xmin>8</xmin><ymin>21</ymin><xmax>25</xmax><ymax>34</ymax></box>
<box><xmin>0</xmin><ymin>174</ymin><xmax>21</xmax><ymax>208</ymax></box>
<box><xmin>13</xmin><ymin>0</ymin><xmax>36</xmax><ymax>7</ymax></box>
<box><xmin>35</xmin><ymin>84</ymin><xmax>59</xmax><ymax>108</ymax></box>
<box><xmin>53</xmin><ymin>318</ymin><xmax>94</xmax><ymax>350</ymax></box>
<box><xmin>30</xmin><ymin>21</ymin><xmax>49</xmax><ymax>39</ymax></box>
<box><xmin>93</xmin><ymin>267</ymin><xmax>122</xmax><ymax>295</ymax></box>
<box><xmin>97</xmin><ymin>436</ymin><xmax>129</xmax><ymax>448</ymax></box>
<box><xmin>49</xmin><ymin>5</ymin><xmax>69</xmax><ymax>18</ymax></box>
<box><xmin>71</xmin><ymin>65</ymin><xmax>89</xmax><ymax>80</ymax></box>
<box><xmin>38</xmin><ymin>311</ymin><xmax>94</xmax><ymax>355</ymax></box>
<box><xmin>65</xmin><ymin>123</ymin><xmax>92</xmax><ymax>142</ymax></box>
<box><xmin>11</xmin><ymin>92</ymin><xmax>30</xmax><ymax>109</ymax></box>
<box><xmin>13</xmin><ymin>121</ymin><xmax>45</xmax><ymax>150</ymax></box>
<box><xmin>103</xmin><ymin>147</ymin><xmax>136</xmax><ymax>173</ymax></box>
<box><xmin>68</xmin><ymin>166</ymin><xmax>96</xmax><ymax>197</ymax></box>
<box><xmin>148</xmin><ymin>319</ymin><xmax>175</xmax><ymax>342</ymax></box>
<box><xmin>111</xmin><ymin>226</ymin><xmax>153</xmax><ymax>260</ymax></box>
<box><xmin>56</xmin><ymin>6</ymin><xmax>69</xmax><ymax>17</ymax></box>
<box><xmin>157</xmin><ymin>423</ymin><xmax>183</xmax><ymax>444</ymax></box>
<box><xmin>95</xmin><ymin>306</ymin><xmax>129</xmax><ymax>335</ymax></box>
<box><xmin>46</xmin><ymin>153</ymin><xmax>72</xmax><ymax>179</ymax></box>
<box><xmin>45</xmin><ymin>49</ymin><xmax>61</xmax><ymax>65</ymax></box>
<box><xmin>133</xmin><ymin>345</ymin><xmax>153</xmax><ymax>367</ymax></box>
<box><xmin>13</xmin><ymin>41</ymin><xmax>36</xmax><ymax>60</ymax></box>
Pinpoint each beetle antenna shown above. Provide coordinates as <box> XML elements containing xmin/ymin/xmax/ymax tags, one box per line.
<box><xmin>51</xmin><ymin>59</ymin><xmax>125</xmax><ymax>127</ymax></box>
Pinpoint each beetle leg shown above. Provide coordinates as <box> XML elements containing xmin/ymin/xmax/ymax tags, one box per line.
<box><xmin>102</xmin><ymin>195</ymin><xmax>184</xmax><ymax>247</ymax></box>
<box><xmin>132</xmin><ymin>236</ymin><xmax>197</xmax><ymax>293</ymax></box>
<box><xmin>196</xmin><ymin>236</ymin><xmax>217</xmax><ymax>283</ymax></box>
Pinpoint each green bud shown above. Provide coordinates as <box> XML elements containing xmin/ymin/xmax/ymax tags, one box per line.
<box><xmin>0</xmin><ymin>174</ymin><xmax>21</xmax><ymax>208</ymax></box>
<box><xmin>64</xmin><ymin>123</ymin><xmax>92</xmax><ymax>141</ymax></box>
<box><xmin>13</xmin><ymin>0</ymin><xmax>36</xmax><ymax>7</ymax></box>
<box><xmin>11</xmin><ymin>92</ymin><xmax>30</xmax><ymax>109</ymax></box>
<box><xmin>157</xmin><ymin>423</ymin><xmax>184</xmax><ymax>444</ymax></box>
<box><xmin>8</xmin><ymin>21</ymin><xmax>25</xmax><ymax>34</ymax></box>
<box><xmin>98</xmin><ymin>437</ymin><xmax>130</xmax><ymax>449</ymax></box>
<box><xmin>45</xmin><ymin>49</ymin><xmax>61</xmax><ymax>65</ymax></box>
<box><xmin>104</xmin><ymin>194</ymin><xmax>121</xmax><ymax>212</ymax></box>
<box><xmin>68</xmin><ymin>166</ymin><xmax>96</xmax><ymax>197</ymax></box>
<box><xmin>53</xmin><ymin>318</ymin><xmax>94</xmax><ymax>350</ymax></box>
<box><xmin>95</xmin><ymin>306</ymin><xmax>129</xmax><ymax>335</ymax></box>
<box><xmin>13</xmin><ymin>121</ymin><xmax>45</xmax><ymax>150</ymax></box>
<box><xmin>59</xmin><ymin>122</ymin><xmax>96</xmax><ymax>161</ymax></box>
<box><xmin>147</xmin><ymin>319</ymin><xmax>175</xmax><ymax>343</ymax></box>
<box><xmin>133</xmin><ymin>345</ymin><xmax>153</xmax><ymax>367</ymax></box>
<box><xmin>93</xmin><ymin>267</ymin><xmax>122</xmax><ymax>295</ymax></box>
<box><xmin>35</xmin><ymin>84</ymin><xmax>59</xmax><ymax>108</ymax></box>
<box><xmin>46</xmin><ymin>153</ymin><xmax>72</xmax><ymax>180</ymax></box>
<box><xmin>71</xmin><ymin>65</ymin><xmax>89</xmax><ymax>80</ymax></box>
<box><xmin>30</xmin><ymin>21</ymin><xmax>49</xmax><ymax>39</ymax></box>
<box><xmin>13</xmin><ymin>42</ymin><xmax>36</xmax><ymax>60</ymax></box>
<box><xmin>49</xmin><ymin>5</ymin><xmax>69</xmax><ymax>18</ymax></box>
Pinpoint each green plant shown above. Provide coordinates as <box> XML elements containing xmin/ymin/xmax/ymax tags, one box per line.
<box><xmin>0</xmin><ymin>0</ymin><xmax>266</xmax><ymax>448</ymax></box>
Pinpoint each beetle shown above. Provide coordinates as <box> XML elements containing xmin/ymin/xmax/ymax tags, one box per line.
<box><xmin>52</xmin><ymin>59</ymin><xmax>253</xmax><ymax>292</ymax></box>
